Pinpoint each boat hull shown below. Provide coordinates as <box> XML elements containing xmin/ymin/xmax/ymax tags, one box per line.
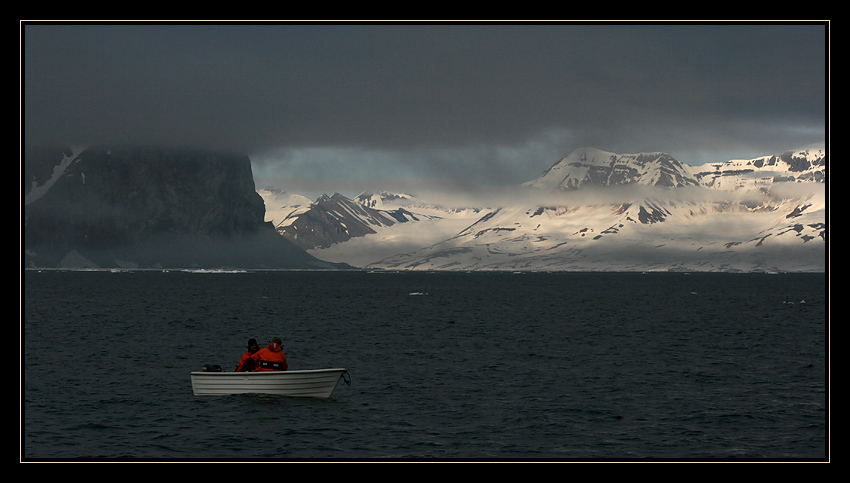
<box><xmin>190</xmin><ymin>368</ymin><xmax>349</xmax><ymax>398</ymax></box>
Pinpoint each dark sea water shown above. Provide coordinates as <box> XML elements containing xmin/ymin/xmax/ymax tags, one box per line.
<box><xmin>22</xmin><ymin>270</ymin><xmax>827</xmax><ymax>461</ymax></box>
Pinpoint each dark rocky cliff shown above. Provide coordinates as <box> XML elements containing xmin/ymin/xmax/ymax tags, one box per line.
<box><xmin>23</xmin><ymin>146</ymin><xmax>348</xmax><ymax>269</ymax></box>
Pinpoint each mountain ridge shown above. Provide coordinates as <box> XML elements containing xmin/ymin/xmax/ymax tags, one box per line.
<box><xmin>23</xmin><ymin>144</ymin><xmax>825</xmax><ymax>272</ymax></box>
<box><xmin>267</xmin><ymin>145</ymin><xmax>825</xmax><ymax>272</ymax></box>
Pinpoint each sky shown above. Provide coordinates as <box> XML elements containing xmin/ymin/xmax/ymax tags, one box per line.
<box><xmin>22</xmin><ymin>22</ymin><xmax>828</xmax><ymax>199</ymax></box>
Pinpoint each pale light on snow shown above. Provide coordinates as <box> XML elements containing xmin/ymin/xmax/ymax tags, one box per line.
<box><xmin>258</xmin><ymin>145</ymin><xmax>825</xmax><ymax>273</ymax></box>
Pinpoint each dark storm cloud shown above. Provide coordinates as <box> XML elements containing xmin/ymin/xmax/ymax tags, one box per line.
<box><xmin>23</xmin><ymin>22</ymin><xmax>827</xmax><ymax>187</ymax></box>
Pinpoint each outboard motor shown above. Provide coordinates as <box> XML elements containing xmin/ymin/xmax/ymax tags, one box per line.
<box><xmin>203</xmin><ymin>364</ymin><xmax>222</xmax><ymax>372</ymax></box>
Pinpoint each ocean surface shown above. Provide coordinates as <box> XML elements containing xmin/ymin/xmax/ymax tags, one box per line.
<box><xmin>22</xmin><ymin>270</ymin><xmax>828</xmax><ymax>461</ymax></box>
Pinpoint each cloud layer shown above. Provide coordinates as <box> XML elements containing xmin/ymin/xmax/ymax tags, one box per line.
<box><xmin>23</xmin><ymin>23</ymin><xmax>827</xmax><ymax>191</ymax></box>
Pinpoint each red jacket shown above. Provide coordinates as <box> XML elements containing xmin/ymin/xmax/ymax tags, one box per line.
<box><xmin>235</xmin><ymin>350</ymin><xmax>258</xmax><ymax>372</ymax></box>
<box><xmin>251</xmin><ymin>342</ymin><xmax>288</xmax><ymax>371</ymax></box>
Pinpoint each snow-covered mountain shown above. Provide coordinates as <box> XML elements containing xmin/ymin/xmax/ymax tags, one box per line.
<box><xmin>525</xmin><ymin>148</ymin><xmax>700</xmax><ymax>190</ymax></box>
<box><xmin>690</xmin><ymin>146</ymin><xmax>825</xmax><ymax>190</ymax></box>
<box><xmin>259</xmin><ymin>188</ymin><xmax>486</xmax><ymax>267</ymax></box>
<box><xmin>260</xmin><ymin>190</ymin><xmax>417</xmax><ymax>250</ymax></box>
<box><xmin>264</xmin><ymin>145</ymin><xmax>826</xmax><ymax>272</ymax></box>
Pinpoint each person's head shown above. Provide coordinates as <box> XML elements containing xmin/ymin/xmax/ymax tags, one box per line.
<box><xmin>270</xmin><ymin>337</ymin><xmax>283</xmax><ymax>351</ymax></box>
<box><xmin>248</xmin><ymin>338</ymin><xmax>260</xmax><ymax>352</ymax></box>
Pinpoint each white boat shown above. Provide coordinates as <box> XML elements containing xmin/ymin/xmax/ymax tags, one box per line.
<box><xmin>190</xmin><ymin>367</ymin><xmax>350</xmax><ymax>398</ymax></box>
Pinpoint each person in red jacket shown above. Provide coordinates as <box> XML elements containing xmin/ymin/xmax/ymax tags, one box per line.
<box><xmin>251</xmin><ymin>337</ymin><xmax>288</xmax><ymax>371</ymax></box>
<box><xmin>235</xmin><ymin>338</ymin><xmax>261</xmax><ymax>372</ymax></box>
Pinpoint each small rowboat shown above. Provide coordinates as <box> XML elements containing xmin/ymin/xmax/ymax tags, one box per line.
<box><xmin>190</xmin><ymin>367</ymin><xmax>350</xmax><ymax>398</ymax></box>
